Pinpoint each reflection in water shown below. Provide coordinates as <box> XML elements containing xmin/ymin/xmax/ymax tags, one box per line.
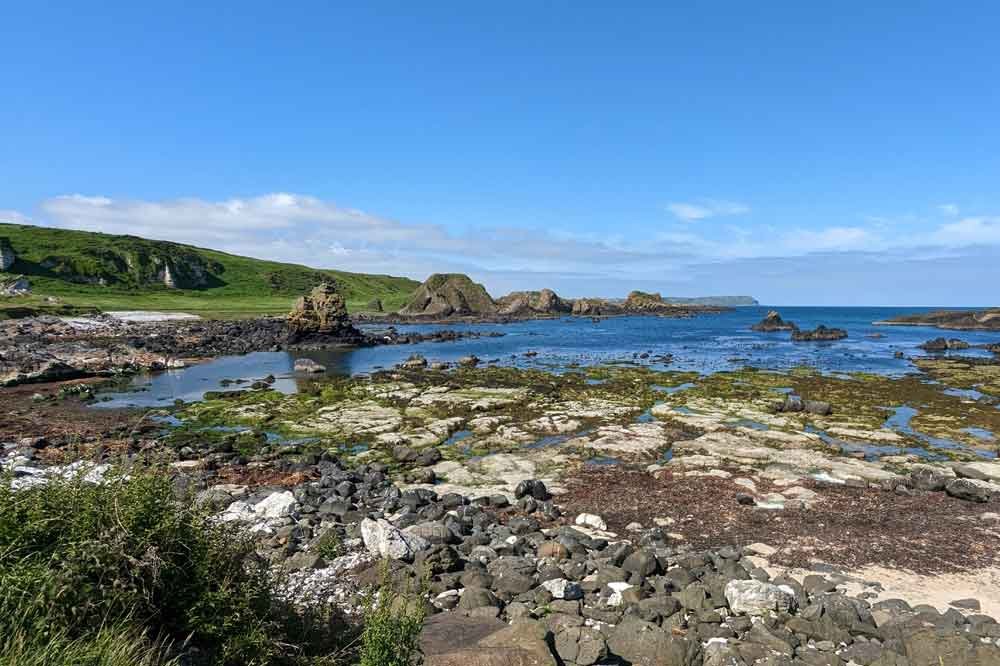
<box><xmin>96</xmin><ymin>352</ymin><xmax>298</xmax><ymax>408</ymax></box>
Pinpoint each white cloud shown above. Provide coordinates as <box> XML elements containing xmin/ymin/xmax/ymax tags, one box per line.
<box><xmin>938</xmin><ymin>203</ymin><xmax>960</xmax><ymax>217</ymax></box>
<box><xmin>931</xmin><ymin>217</ymin><xmax>1000</xmax><ymax>246</ymax></box>
<box><xmin>667</xmin><ymin>199</ymin><xmax>750</xmax><ymax>222</ymax></box>
<box><xmin>0</xmin><ymin>209</ymin><xmax>33</xmax><ymax>225</ymax></box>
<box><xmin>12</xmin><ymin>191</ymin><xmax>1000</xmax><ymax>304</ymax></box>
<box><xmin>780</xmin><ymin>226</ymin><xmax>877</xmax><ymax>253</ymax></box>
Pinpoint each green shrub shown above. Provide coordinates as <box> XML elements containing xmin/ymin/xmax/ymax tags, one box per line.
<box><xmin>0</xmin><ymin>473</ymin><xmax>282</xmax><ymax>665</ymax></box>
<box><xmin>358</xmin><ymin>564</ymin><xmax>426</xmax><ymax>666</ymax></box>
<box><xmin>314</xmin><ymin>528</ymin><xmax>343</xmax><ymax>560</ymax></box>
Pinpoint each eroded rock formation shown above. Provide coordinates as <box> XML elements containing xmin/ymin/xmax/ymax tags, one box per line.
<box><xmin>286</xmin><ymin>282</ymin><xmax>363</xmax><ymax>344</ymax></box>
<box><xmin>496</xmin><ymin>289</ymin><xmax>572</xmax><ymax>316</ymax></box>
<box><xmin>399</xmin><ymin>274</ymin><xmax>497</xmax><ymax>318</ymax></box>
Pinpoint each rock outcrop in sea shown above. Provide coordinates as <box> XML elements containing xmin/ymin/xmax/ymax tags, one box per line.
<box><xmin>399</xmin><ymin>273</ymin><xmax>498</xmax><ymax>318</ymax></box>
<box><xmin>791</xmin><ymin>324</ymin><xmax>848</xmax><ymax>341</ymax></box>
<box><xmin>919</xmin><ymin>337</ymin><xmax>970</xmax><ymax>352</ymax></box>
<box><xmin>496</xmin><ymin>288</ymin><xmax>572</xmax><ymax>317</ymax></box>
<box><xmin>286</xmin><ymin>282</ymin><xmax>364</xmax><ymax>344</ymax></box>
<box><xmin>751</xmin><ymin>310</ymin><xmax>798</xmax><ymax>332</ymax></box>
<box><xmin>623</xmin><ymin>290</ymin><xmax>672</xmax><ymax>312</ymax></box>
<box><xmin>571</xmin><ymin>298</ymin><xmax>624</xmax><ymax>317</ymax></box>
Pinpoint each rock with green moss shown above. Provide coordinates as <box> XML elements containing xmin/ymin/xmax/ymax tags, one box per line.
<box><xmin>399</xmin><ymin>273</ymin><xmax>497</xmax><ymax>318</ymax></box>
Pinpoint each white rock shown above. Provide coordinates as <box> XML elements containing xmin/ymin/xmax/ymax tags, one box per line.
<box><xmin>747</xmin><ymin>543</ymin><xmax>777</xmax><ymax>557</ymax></box>
<box><xmin>725</xmin><ymin>580</ymin><xmax>796</xmax><ymax>616</ymax></box>
<box><xmin>219</xmin><ymin>500</ymin><xmax>255</xmax><ymax>523</ymax></box>
<box><xmin>469</xmin><ymin>545</ymin><xmax>498</xmax><ymax>563</ymax></box>
<box><xmin>542</xmin><ymin>578</ymin><xmax>583</xmax><ymax>600</ymax></box>
<box><xmin>575</xmin><ymin>513</ymin><xmax>608</xmax><ymax>531</ymax></box>
<box><xmin>361</xmin><ymin>518</ymin><xmax>429</xmax><ymax>561</ymax></box>
<box><xmin>607</xmin><ymin>581</ymin><xmax>634</xmax><ymax>607</ymax></box>
<box><xmin>253</xmin><ymin>491</ymin><xmax>297</xmax><ymax>519</ymax></box>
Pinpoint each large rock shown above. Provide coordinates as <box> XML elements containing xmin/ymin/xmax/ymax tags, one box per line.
<box><xmin>293</xmin><ymin>358</ymin><xmax>326</xmax><ymax>373</ymax></box>
<box><xmin>421</xmin><ymin>614</ymin><xmax>557</xmax><ymax>666</ymax></box>
<box><xmin>725</xmin><ymin>579</ymin><xmax>797</xmax><ymax>616</ymax></box>
<box><xmin>399</xmin><ymin>273</ymin><xmax>497</xmax><ymax>318</ymax></box>
<box><xmin>0</xmin><ymin>237</ymin><xmax>16</xmax><ymax>271</ymax></box>
<box><xmin>554</xmin><ymin>626</ymin><xmax>607</xmax><ymax>666</ymax></box>
<box><xmin>571</xmin><ymin>298</ymin><xmax>624</xmax><ymax>317</ymax></box>
<box><xmin>945</xmin><ymin>478</ymin><xmax>995</xmax><ymax>503</ymax></box>
<box><xmin>919</xmin><ymin>337</ymin><xmax>970</xmax><ymax>352</ymax></box>
<box><xmin>253</xmin><ymin>491</ymin><xmax>297</xmax><ymax>519</ymax></box>
<box><xmin>286</xmin><ymin>282</ymin><xmax>360</xmax><ymax>343</ymax></box>
<box><xmin>360</xmin><ymin>518</ymin><xmax>430</xmax><ymax>561</ymax></box>
<box><xmin>496</xmin><ymin>289</ymin><xmax>572</xmax><ymax>317</ymax></box>
<box><xmin>623</xmin><ymin>291</ymin><xmax>671</xmax><ymax>313</ymax></box>
<box><xmin>791</xmin><ymin>325</ymin><xmax>848</xmax><ymax>341</ymax></box>
<box><xmin>751</xmin><ymin>310</ymin><xmax>798</xmax><ymax>332</ymax></box>
<box><xmin>607</xmin><ymin>617</ymin><xmax>694</xmax><ymax>665</ymax></box>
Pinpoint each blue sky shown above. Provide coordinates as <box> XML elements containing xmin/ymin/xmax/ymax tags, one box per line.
<box><xmin>2</xmin><ymin>1</ymin><xmax>999</xmax><ymax>305</ymax></box>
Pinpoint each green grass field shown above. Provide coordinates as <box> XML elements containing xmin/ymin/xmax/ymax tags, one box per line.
<box><xmin>0</xmin><ymin>223</ymin><xmax>420</xmax><ymax>318</ymax></box>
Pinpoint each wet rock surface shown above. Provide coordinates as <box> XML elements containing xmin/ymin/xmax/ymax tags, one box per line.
<box><xmin>791</xmin><ymin>325</ymin><xmax>848</xmax><ymax>342</ymax></box>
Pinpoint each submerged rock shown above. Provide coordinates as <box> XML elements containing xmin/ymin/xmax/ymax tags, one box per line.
<box><xmin>293</xmin><ymin>358</ymin><xmax>326</xmax><ymax>373</ymax></box>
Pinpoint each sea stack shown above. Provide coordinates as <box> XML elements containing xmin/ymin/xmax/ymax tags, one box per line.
<box><xmin>398</xmin><ymin>273</ymin><xmax>497</xmax><ymax>318</ymax></box>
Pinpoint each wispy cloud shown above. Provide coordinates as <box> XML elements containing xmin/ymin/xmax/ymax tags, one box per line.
<box><xmin>666</xmin><ymin>199</ymin><xmax>750</xmax><ymax>222</ymax></box>
<box><xmin>4</xmin><ymin>192</ymin><xmax>1000</xmax><ymax>304</ymax></box>
<box><xmin>938</xmin><ymin>203</ymin><xmax>960</xmax><ymax>217</ymax></box>
<box><xmin>0</xmin><ymin>209</ymin><xmax>33</xmax><ymax>225</ymax></box>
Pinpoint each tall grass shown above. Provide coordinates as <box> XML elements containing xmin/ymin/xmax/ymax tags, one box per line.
<box><xmin>0</xmin><ymin>471</ymin><xmax>354</xmax><ymax>666</ymax></box>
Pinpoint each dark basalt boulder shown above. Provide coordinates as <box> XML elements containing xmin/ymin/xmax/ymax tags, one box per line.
<box><xmin>919</xmin><ymin>337</ymin><xmax>970</xmax><ymax>352</ymax></box>
<box><xmin>791</xmin><ymin>325</ymin><xmax>847</xmax><ymax>341</ymax></box>
<box><xmin>751</xmin><ymin>310</ymin><xmax>798</xmax><ymax>332</ymax></box>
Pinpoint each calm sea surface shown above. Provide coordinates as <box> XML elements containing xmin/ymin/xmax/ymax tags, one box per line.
<box><xmin>96</xmin><ymin>306</ymin><xmax>1000</xmax><ymax>408</ymax></box>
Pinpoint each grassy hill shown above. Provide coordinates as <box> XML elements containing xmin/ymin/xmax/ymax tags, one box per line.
<box><xmin>0</xmin><ymin>223</ymin><xmax>420</xmax><ymax>317</ymax></box>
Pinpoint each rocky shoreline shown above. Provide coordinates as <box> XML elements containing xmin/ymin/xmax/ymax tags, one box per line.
<box><xmin>5</xmin><ymin>441</ymin><xmax>999</xmax><ymax>665</ymax></box>
<box><xmin>0</xmin><ymin>313</ymin><xmax>502</xmax><ymax>387</ymax></box>
<box><xmin>4</xmin><ymin>292</ymin><xmax>1000</xmax><ymax>664</ymax></box>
